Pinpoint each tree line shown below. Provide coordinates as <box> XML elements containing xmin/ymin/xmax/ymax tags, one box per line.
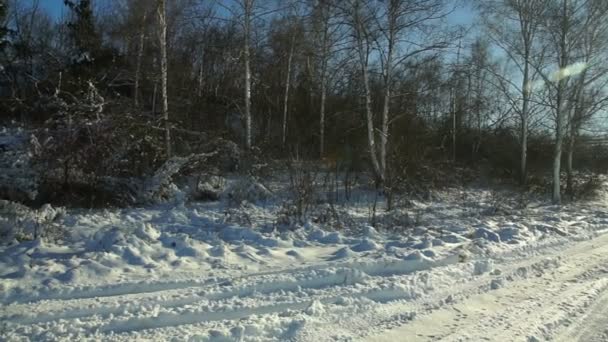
<box><xmin>1</xmin><ymin>0</ymin><xmax>608</xmax><ymax>204</ymax></box>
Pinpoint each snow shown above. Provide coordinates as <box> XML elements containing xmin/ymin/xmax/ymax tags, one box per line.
<box><xmin>1</xmin><ymin>195</ymin><xmax>607</xmax><ymax>341</ymax></box>
<box><xmin>2</xmin><ymin>131</ymin><xmax>608</xmax><ymax>340</ymax></box>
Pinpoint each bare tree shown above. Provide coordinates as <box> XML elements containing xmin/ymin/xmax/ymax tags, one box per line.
<box><xmin>134</xmin><ymin>4</ymin><xmax>148</xmax><ymax>107</ymax></box>
<box><xmin>217</xmin><ymin>0</ymin><xmax>258</xmax><ymax>150</ymax></box>
<box><xmin>564</xmin><ymin>0</ymin><xmax>608</xmax><ymax>195</ymax></box>
<box><xmin>157</xmin><ymin>0</ymin><xmax>170</xmax><ymax>157</ymax></box>
<box><xmin>243</xmin><ymin>0</ymin><xmax>253</xmax><ymax>150</ymax></box>
<box><xmin>375</xmin><ymin>0</ymin><xmax>448</xmax><ymax>179</ymax></box>
<box><xmin>538</xmin><ymin>0</ymin><xmax>581</xmax><ymax>203</ymax></box>
<box><xmin>479</xmin><ymin>0</ymin><xmax>549</xmax><ymax>185</ymax></box>
<box><xmin>317</xmin><ymin>1</ymin><xmax>331</xmax><ymax>158</ymax></box>
<box><xmin>281</xmin><ymin>19</ymin><xmax>297</xmax><ymax>148</ymax></box>
<box><xmin>310</xmin><ymin>0</ymin><xmax>335</xmax><ymax>158</ymax></box>
<box><xmin>346</xmin><ymin>0</ymin><xmax>383</xmax><ymax>184</ymax></box>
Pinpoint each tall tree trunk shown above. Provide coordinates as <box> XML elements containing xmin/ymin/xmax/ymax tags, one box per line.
<box><xmin>520</xmin><ymin>113</ymin><xmax>528</xmax><ymax>184</ymax></box>
<box><xmin>362</xmin><ymin>57</ymin><xmax>382</xmax><ymax>184</ymax></box>
<box><xmin>451</xmin><ymin>42</ymin><xmax>461</xmax><ymax>162</ymax></box>
<box><xmin>566</xmin><ymin>78</ymin><xmax>586</xmax><ymax>197</ymax></box>
<box><xmin>520</xmin><ymin>58</ymin><xmax>530</xmax><ymax>185</ymax></box>
<box><xmin>152</xmin><ymin>81</ymin><xmax>157</xmax><ymax>114</ymax></box>
<box><xmin>197</xmin><ymin>46</ymin><xmax>204</xmax><ymax>97</ymax></box>
<box><xmin>319</xmin><ymin>28</ymin><xmax>328</xmax><ymax>158</ymax></box>
<box><xmin>380</xmin><ymin>41</ymin><xmax>393</xmax><ymax>179</ymax></box>
<box><xmin>244</xmin><ymin>0</ymin><xmax>252</xmax><ymax>150</ymax></box>
<box><xmin>134</xmin><ymin>12</ymin><xmax>146</xmax><ymax>107</ymax></box>
<box><xmin>552</xmin><ymin>0</ymin><xmax>570</xmax><ymax>204</ymax></box>
<box><xmin>157</xmin><ymin>0</ymin><xmax>170</xmax><ymax>158</ymax></box>
<box><xmin>319</xmin><ymin>73</ymin><xmax>326</xmax><ymax>158</ymax></box>
<box><xmin>353</xmin><ymin>11</ymin><xmax>382</xmax><ymax>185</ymax></box>
<box><xmin>566</xmin><ymin>132</ymin><xmax>575</xmax><ymax>196</ymax></box>
<box><xmin>282</xmin><ymin>38</ymin><xmax>294</xmax><ymax>147</ymax></box>
<box><xmin>553</xmin><ymin>78</ymin><xmax>566</xmax><ymax>204</ymax></box>
<box><xmin>451</xmin><ymin>87</ymin><xmax>456</xmax><ymax>161</ymax></box>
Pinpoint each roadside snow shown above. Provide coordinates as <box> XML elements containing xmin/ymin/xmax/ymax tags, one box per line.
<box><xmin>2</xmin><ymin>176</ymin><xmax>608</xmax><ymax>341</ymax></box>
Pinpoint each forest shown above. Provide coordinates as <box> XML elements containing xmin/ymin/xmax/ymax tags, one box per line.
<box><xmin>1</xmin><ymin>0</ymin><xmax>607</xmax><ymax>209</ymax></box>
<box><xmin>3</xmin><ymin>1</ymin><xmax>608</xmax><ymax>341</ymax></box>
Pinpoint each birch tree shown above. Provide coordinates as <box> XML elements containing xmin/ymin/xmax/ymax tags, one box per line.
<box><xmin>281</xmin><ymin>16</ymin><xmax>298</xmax><ymax>148</ymax></box>
<box><xmin>375</xmin><ymin>0</ymin><xmax>448</xmax><ymax>179</ymax></box>
<box><xmin>479</xmin><ymin>0</ymin><xmax>549</xmax><ymax>185</ymax></box>
<box><xmin>134</xmin><ymin>2</ymin><xmax>148</xmax><ymax>107</ymax></box>
<box><xmin>310</xmin><ymin>0</ymin><xmax>336</xmax><ymax>157</ymax></box>
<box><xmin>345</xmin><ymin>0</ymin><xmax>383</xmax><ymax>184</ymax></box>
<box><xmin>242</xmin><ymin>0</ymin><xmax>253</xmax><ymax>150</ymax></box>
<box><xmin>157</xmin><ymin>0</ymin><xmax>170</xmax><ymax>157</ymax></box>
<box><xmin>538</xmin><ymin>0</ymin><xmax>581</xmax><ymax>203</ymax></box>
<box><xmin>564</xmin><ymin>0</ymin><xmax>608</xmax><ymax>195</ymax></box>
<box><xmin>217</xmin><ymin>0</ymin><xmax>259</xmax><ymax>150</ymax></box>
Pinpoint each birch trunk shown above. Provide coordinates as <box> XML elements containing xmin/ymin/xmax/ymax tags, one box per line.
<box><xmin>352</xmin><ymin>5</ymin><xmax>383</xmax><ymax>184</ymax></box>
<box><xmin>319</xmin><ymin>5</ymin><xmax>329</xmax><ymax>158</ymax></box>
<box><xmin>380</xmin><ymin>39</ymin><xmax>393</xmax><ymax>178</ymax></box>
<box><xmin>282</xmin><ymin>38</ymin><xmax>294</xmax><ymax>147</ymax></box>
<box><xmin>244</xmin><ymin>0</ymin><xmax>253</xmax><ymax>150</ymax></box>
<box><xmin>520</xmin><ymin>59</ymin><xmax>530</xmax><ymax>185</ymax></box>
<box><xmin>319</xmin><ymin>71</ymin><xmax>326</xmax><ymax>158</ymax></box>
<box><xmin>157</xmin><ymin>0</ymin><xmax>170</xmax><ymax>158</ymax></box>
<box><xmin>566</xmin><ymin>132</ymin><xmax>574</xmax><ymax>196</ymax></box>
<box><xmin>197</xmin><ymin>47</ymin><xmax>204</xmax><ymax>97</ymax></box>
<box><xmin>134</xmin><ymin>12</ymin><xmax>146</xmax><ymax>107</ymax></box>
<box><xmin>363</xmin><ymin>65</ymin><xmax>382</xmax><ymax>185</ymax></box>
<box><xmin>553</xmin><ymin>86</ymin><xmax>565</xmax><ymax>204</ymax></box>
<box><xmin>552</xmin><ymin>0</ymin><xmax>570</xmax><ymax>204</ymax></box>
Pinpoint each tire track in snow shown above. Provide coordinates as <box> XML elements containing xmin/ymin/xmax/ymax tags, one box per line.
<box><xmin>98</xmin><ymin>287</ymin><xmax>416</xmax><ymax>335</ymax></box>
<box><xmin>5</xmin><ymin>233</ymin><xmax>608</xmax><ymax>340</ymax></box>
<box><xmin>1</xmin><ymin>255</ymin><xmax>455</xmax><ymax>327</ymax></box>
<box><xmin>556</xmin><ymin>271</ymin><xmax>608</xmax><ymax>342</ymax></box>
<box><xmin>1</xmin><ymin>250</ymin><xmax>456</xmax><ymax>305</ymax></box>
<box><xmin>365</xmin><ymin>232</ymin><xmax>608</xmax><ymax>341</ymax></box>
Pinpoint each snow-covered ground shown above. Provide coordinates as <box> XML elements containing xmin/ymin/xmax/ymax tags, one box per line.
<box><xmin>2</xmin><ymin>176</ymin><xmax>608</xmax><ymax>341</ymax></box>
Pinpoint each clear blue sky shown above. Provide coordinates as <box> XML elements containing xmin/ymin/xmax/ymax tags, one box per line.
<box><xmin>36</xmin><ymin>0</ymin><xmax>474</xmax><ymax>26</ymax></box>
<box><xmin>448</xmin><ymin>5</ymin><xmax>475</xmax><ymax>26</ymax></box>
<box><xmin>37</xmin><ymin>0</ymin><xmax>66</xmax><ymax>19</ymax></box>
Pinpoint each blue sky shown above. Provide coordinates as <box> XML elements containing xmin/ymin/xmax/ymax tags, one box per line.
<box><xmin>448</xmin><ymin>5</ymin><xmax>475</xmax><ymax>26</ymax></box>
<box><xmin>37</xmin><ymin>0</ymin><xmax>66</xmax><ymax>19</ymax></box>
<box><xmin>36</xmin><ymin>0</ymin><xmax>474</xmax><ymax>26</ymax></box>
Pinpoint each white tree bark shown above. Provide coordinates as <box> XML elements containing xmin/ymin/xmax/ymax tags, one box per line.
<box><xmin>157</xmin><ymin>0</ymin><xmax>170</xmax><ymax>158</ymax></box>
<box><xmin>243</xmin><ymin>0</ymin><xmax>253</xmax><ymax>150</ymax></box>
<box><xmin>553</xmin><ymin>78</ymin><xmax>566</xmax><ymax>204</ymax></box>
<box><xmin>552</xmin><ymin>0</ymin><xmax>571</xmax><ymax>204</ymax></box>
<box><xmin>197</xmin><ymin>46</ymin><xmax>204</xmax><ymax>98</ymax></box>
<box><xmin>134</xmin><ymin>12</ymin><xmax>146</xmax><ymax>107</ymax></box>
<box><xmin>318</xmin><ymin>1</ymin><xmax>331</xmax><ymax>158</ymax></box>
<box><xmin>282</xmin><ymin>37</ymin><xmax>294</xmax><ymax>147</ymax></box>
<box><xmin>379</xmin><ymin>1</ymin><xmax>396</xmax><ymax>177</ymax></box>
<box><xmin>352</xmin><ymin>1</ymin><xmax>383</xmax><ymax>184</ymax></box>
<box><xmin>319</xmin><ymin>66</ymin><xmax>327</xmax><ymax>157</ymax></box>
<box><xmin>479</xmin><ymin>0</ymin><xmax>548</xmax><ymax>185</ymax></box>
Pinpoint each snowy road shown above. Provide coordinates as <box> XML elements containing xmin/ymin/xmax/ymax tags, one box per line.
<box><xmin>370</xmin><ymin>232</ymin><xmax>608</xmax><ymax>342</ymax></box>
<box><xmin>2</xmin><ymin>230</ymin><xmax>608</xmax><ymax>341</ymax></box>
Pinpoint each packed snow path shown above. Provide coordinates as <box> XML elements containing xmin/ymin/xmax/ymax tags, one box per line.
<box><xmin>370</xmin><ymin>231</ymin><xmax>608</xmax><ymax>342</ymax></box>
<box><xmin>2</xmin><ymin>231</ymin><xmax>608</xmax><ymax>341</ymax></box>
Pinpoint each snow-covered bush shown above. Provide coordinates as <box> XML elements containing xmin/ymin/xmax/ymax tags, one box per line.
<box><xmin>286</xmin><ymin>159</ymin><xmax>320</xmax><ymax>223</ymax></box>
<box><xmin>0</xmin><ymin>200</ymin><xmax>65</xmax><ymax>242</ymax></box>
<box><xmin>0</xmin><ymin>127</ymin><xmax>39</xmax><ymax>203</ymax></box>
<box><xmin>194</xmin><ymin>175</ymin><xmax>226</xmax><ymax>201</ymax></box>
<box><xmin>224</xmin><ymin>176</ymin><xmax>272</xmax><ymax>205</ymax></box>
<box><xmin>32</xmin><ymin>86</ymin><xmax>166</xmax><ymax>206</ymax></box>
